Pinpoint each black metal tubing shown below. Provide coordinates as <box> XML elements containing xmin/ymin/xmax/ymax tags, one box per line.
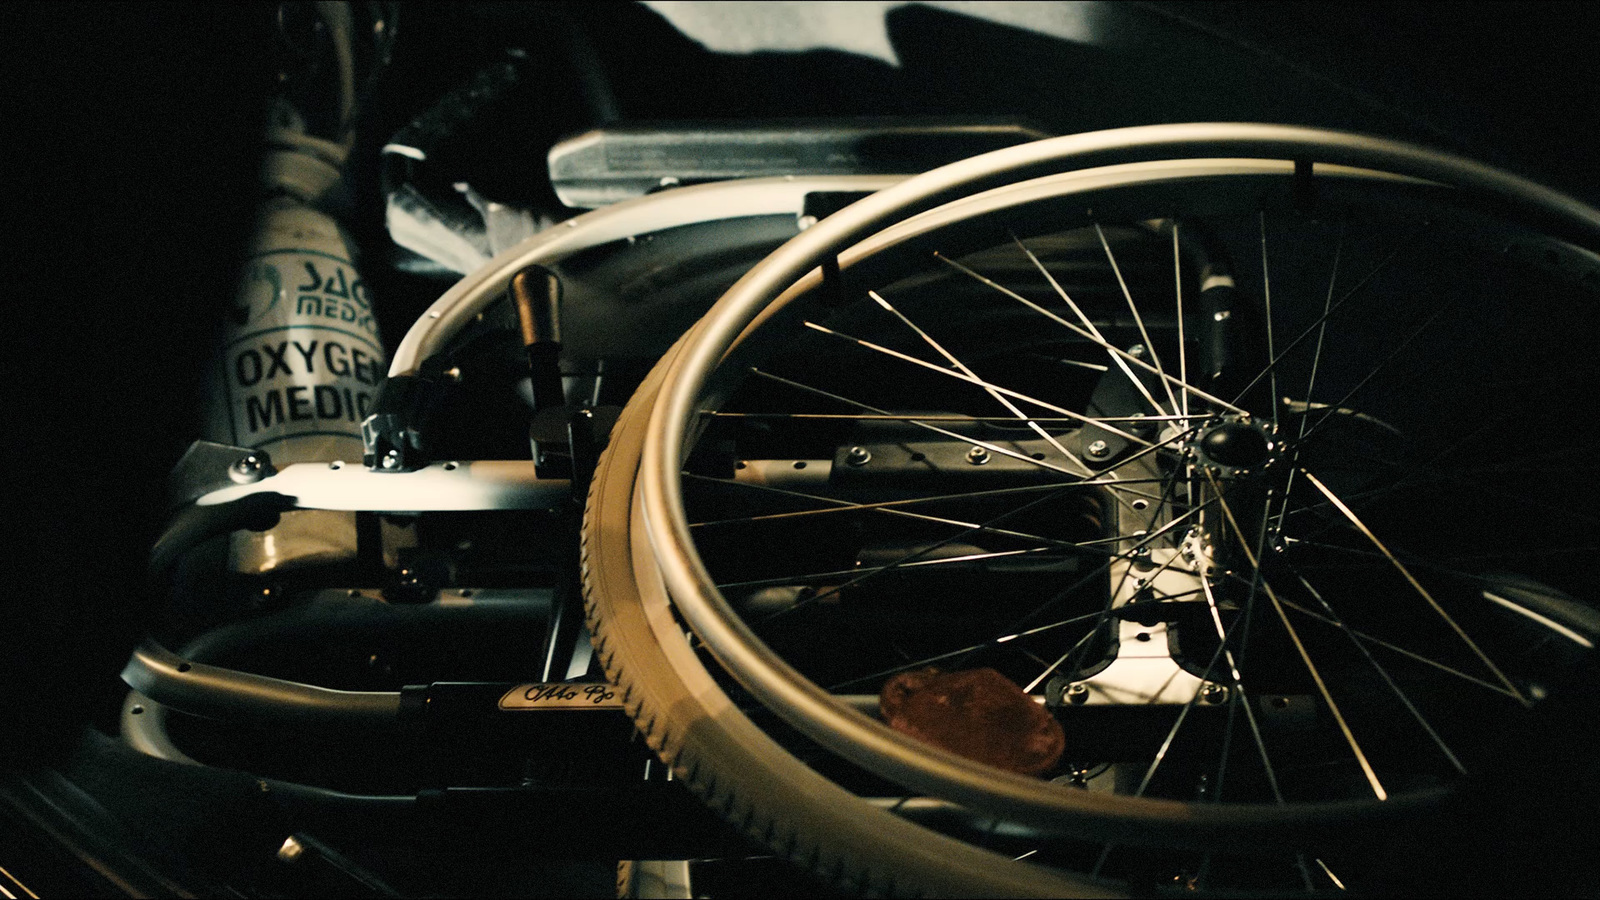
<box><xmin>120</xmin><ymin>641</ymin><xmax>403</xmax><ymax>729</ymax></box>
<box><xmin>178</xmin><ymin>589</ymin><xmax>551</xmax><ymax>663</ymax></box>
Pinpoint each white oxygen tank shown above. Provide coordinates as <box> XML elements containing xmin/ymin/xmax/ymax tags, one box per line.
<box><xmin>206</xmin><ymin>144</ymin><xmax>384</xmax><ymax>574</ymax></box>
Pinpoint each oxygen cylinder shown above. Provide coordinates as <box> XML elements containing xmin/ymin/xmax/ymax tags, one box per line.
<box><xmin>206</xmin><ymin>145</ymin><xmax>383</xmax><ymax>574</ymax></box>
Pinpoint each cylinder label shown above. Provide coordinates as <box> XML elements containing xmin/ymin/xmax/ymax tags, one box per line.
<box><xmin>221</xmin><ymin>250</ymin><xmax>384</xmax><ymax>451</ymax></box>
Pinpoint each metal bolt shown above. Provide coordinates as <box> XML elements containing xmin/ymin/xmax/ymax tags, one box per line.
<box><xmin>1201</xmin><ymin>683</ymin><xmax>1229</xmax><ymax>705</ymax></box>
<box><xmin>1086</xmin><ymin>440</ymin><xmax>1110</xmax><ymax>460</ymax></box>
<box><xmin>796</xmin><ymin>214</ymin><xmax>819</xmax><ymax>231</ymax></box>
<box><xmin>1132</xmin><ymin>546</ymin><xmax>1154</xmax><ymax>569</ymax></box>
<box><xmin>845</xmin><ymin>446</ymin><xmax>872</xmax><ymax>467</ymax></box>
<box><xmin>444</xmin><ymin>366</ymin><xmax>463</xmax><ymax>383</ymax></box>
<box><xmin>381</xmin><ymin>449</ymin><xmax>402</xmax><ymax>470</ymax></box>
<box><xmin>1128</xmin><ymin>344</ymin><xmax>1146</xmax><ymax>358</ymax></box>
<box><xmin>277</xmin><ymin>836</ymin><xmax>305</xmax><ymax>864</ymax></box>
<box><xmin>230</xmin><ymin>454</ymin><xmax>265</xmax><ymax>483</ymax></box>
<box><xmin>965</xmin><ymin>445</ymin><xmax>990</xmax><ymax>465</ymax></box>
<box><xmin>1066</xmin><ymin>683</ymin><xmax>1090</xmax><ymax>705</ymax></box>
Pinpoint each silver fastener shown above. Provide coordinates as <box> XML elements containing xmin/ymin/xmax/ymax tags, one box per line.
<box><xmin>845</xmin><ymin>446</ymin><xmax>872</xmax><ymax>467</ymax></box>
<box><xmin>230</xmin><ymin>454</ymin><xmax>265</xmax><ymax>483</ymax></box>
<box><xmin>277</xmin><ymin>836</ymin><xmax>305</xmax><ymax>864</ymax></box>
<box><xmin>1066</xmin><ymin>683</ymin><xmax>1090</xmax><ymax>705</ymax></box>
<box><xmin>1086</xmin><ymin>440</ymin><xmax>1110</xmax><ymax>460</ymax></box>
<box><xmin>381</xmin><ymin>449</ymin><xmax>402</xmax><ymax>470</ymax></box>
<box><xmin>1201</xmin><ymin>683</ymin><xmax>1229</xmax><ymax>705</ymax></box>
<box><xmin>965</xmin><ymin>445</ymin><xmax>990</xmax><ymax>465</ymax></box>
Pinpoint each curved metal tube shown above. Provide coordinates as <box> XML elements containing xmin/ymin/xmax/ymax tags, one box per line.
<box><xmin>179</xmin><ymin>589</ymin><xmax>551</xmax><ymax>664</ymax></box>
<box><xmin>120</xmin><ymin>641</ymin><xmax>402</xmax><ymax>728</ymax></box>
<box><xmin>120</xmin><ymin>691</ymin><xmax>201</xmax><ymax>766</ymax></box>
<box><xmin>388</xmin><ymin>174</ymin><xmax>902</xmax><ymax>376</ymax></box>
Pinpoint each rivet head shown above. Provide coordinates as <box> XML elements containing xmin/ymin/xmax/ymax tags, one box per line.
<box><xmin>229</xmin><ymin>455</ymin><xmax>265</xmax><ymax>483</ymax></box>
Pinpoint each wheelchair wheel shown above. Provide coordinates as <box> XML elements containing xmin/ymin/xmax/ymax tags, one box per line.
<box><xmin>583</xmin><ymin>124</ymin><xmax>1600</xmax><ymax>895</ymax></box>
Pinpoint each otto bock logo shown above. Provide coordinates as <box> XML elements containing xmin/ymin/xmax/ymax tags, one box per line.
<box><xmin>498</xmin><ymin>683</ymin><xmax>622</xmax><ymax>710</ymax></box>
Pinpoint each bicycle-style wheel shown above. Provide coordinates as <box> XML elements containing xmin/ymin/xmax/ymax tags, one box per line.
<box><xmin>584</xmin><ymin>124</ymin><xmax>1600</xmax><ymax>895</ymax></box>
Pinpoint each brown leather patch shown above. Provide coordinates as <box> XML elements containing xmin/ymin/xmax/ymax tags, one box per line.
<box><xmin>879</xmin><ymin>667</ymin><xmax>1065</xmax><ymax>776</ymax></box>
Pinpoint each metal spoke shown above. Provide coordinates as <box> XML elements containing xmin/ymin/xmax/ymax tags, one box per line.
<box><xmin>958</xmin><ymin>500</ymin><xmax>1217</xmax><ymax>679</ymax></box>
<box><xmin>706</xmin><ymin>411</ymin><xmax>1195</xmax><ymax>424</ymax></box>
<box><xmin>800</xmin><ymin>321</ymin><xmax>1154</xmax><ymax>450</ymax></box>
<box><xmin>753</xmin><ymin>365</ymin><xmax>1202</xmax><ymax>508</ymax></box>
<box><xmin>1228</xmin><ymin>236</ymin><xmax>1412</xmax><ymax>408</ymax></box>
<box><xmin>1133</xmin><ymin>604</ymin><xmax>1248</xmax><ymax>797</ymax></box>
<box><xmin>828</xmin><ymin>608</ymin><xmax>1110</xmax><ymax>691</ymax></box>
<box><xmin>1206</xmin><ymin>469</ymin><xmax>1389</xmax><ymax>801</ymax></box>
<box><xmin>1017</xmin><ymin>452</ymin><xmax>1200</xmax><ymax>693</ymax></box>
<box><xmin>1298</xmin><ymin>298</ymin><xmax>1458</xmax><ymax>444</ymax></box>
<box><xmin>867</xmin><ymin>289</ymin><xmax>1094</xmax><ymax>476</ymax></box>
<box><xmin>1199</xmin><ymin>571</ymin><xmax>1286</xmax><ymax>803</ymax></box>
<box><xmin>1207</xmin><ymin>477</ymin><xmax>1291</xmax><ymax>808</ymax></box>
<box><xmin>752</xmin><ymin>366</ymin><xmax>1122</xmax><ymax>487</ymax></box>
<box><xmin>1266</xmin><ymin>592</ymin><xmax>1524</xmax><ymax>701</ymax></box>
<box><xmin>1285</xmin><ymin>562</ymin><xmax>1468</xmax><ymax>774</ymax></box>
<box><xmin>736</xmin><ymin>458</ymin><xmax>1146</xmax><ymax>620</ymax></box>
<box><xmin>1097</xmin><ymin>222</ymin><xmax>1183</xmax><ymax>416</ymax></box>
<box><xmin>936</xmin><ymin>252</ymin><xmax>1248</xmax><ymax>415</ymax></box>
<box><xmin>1012</xmin><ymin>234</ymin><xmax>1165</xmax><ymax>415</ymax></box>
<box><xmin>715</xmin><ymin>547</ymin><xmax>1055</xmax><ymax>591</ymax></box>
<box><xmin>1022</xmin><ymin>626</ymin><xmax>1108</xmax><ymax>694</ymax></box>
<box><xmin>684</xmin><ymin>472</ymin><xmax>1117</xmax><ymax>551</ymax></box>
<box><xmin>1259</xmin><ymin>211</ymin><xmax>1281</xmax><ymax>432</ymax></box>
<box><xmin>1285</xmin><ymin>536</ymin><xmax>1600</xmax><ymax>587</ymax></box>
<box><xmin>1274</xmin><ymin>223</ymin><xmax>1343</xmax><ymax>537</ymax></box>
<box><xmin>1301</xmin><ymin>469</ymin><xmax>1529</xmax><ymax>706</ymax></box>
<box><xmin>686</xmin><ymin>475</ymin><xmax>1167</xmax><ymax>528</ymax></box>
<box><xmin>1173</xmin><ymin>222</ymin><xmax>1190</xmax><ymax>426</ymax></box>
<box><xmin>1316</xmin><ymin>858</ymin><xmax>1348</xmax><ymax>891</ymax></box>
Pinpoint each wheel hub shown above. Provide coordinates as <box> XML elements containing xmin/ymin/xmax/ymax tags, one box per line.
<box><xmin>1192</xmin><ymin>416</ymin><xmax>1279</xmax><ymax>478</ymax></box>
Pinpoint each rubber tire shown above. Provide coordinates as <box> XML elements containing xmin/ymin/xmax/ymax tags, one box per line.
<box><xmin>581</xmin><ymin>336</ymin><xmax>1121</xmax><ymax>898</ymax></box>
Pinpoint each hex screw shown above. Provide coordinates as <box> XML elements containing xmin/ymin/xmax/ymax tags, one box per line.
<box><xmin>845</xmin><ymin>446</ymin><xmax>872</xmax><ymax>467</ymax></box>
<box><xmin>1201</xmin><ymin>683</ymin><xmax>1229</xmax><ymax>705</ymax></box>
<box><xmin>966</xmin><ymin>446</ymin><xmax>990</xmax><ymax>466</ymax></box>
<box><xmin>1086</xmin><ymin>440</ymin><xmax>1111</xmax><ymax>460</ymax></box>
<box><xmin>1066</xmin><ymin>683</ymin><xmax>1090</xmax><ymax>705</ymax></box>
